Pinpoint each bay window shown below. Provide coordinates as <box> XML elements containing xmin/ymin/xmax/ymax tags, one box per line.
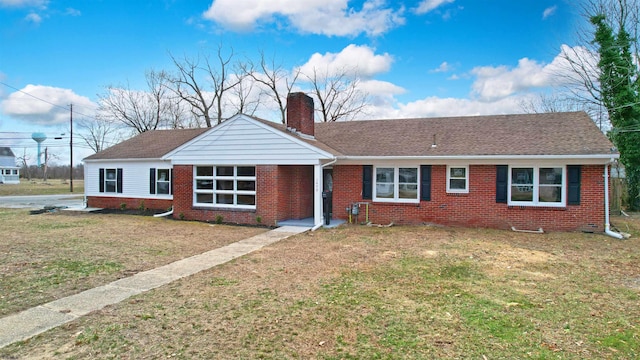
<box><xmin>509</xmin><ymin>166</ymin><xmax>565</xmax><ymax>206</ymax></box>
<box><xmin>194</xmin><ymin>166</ymin><xmax>256</xmax><ymax>208</ymax></box>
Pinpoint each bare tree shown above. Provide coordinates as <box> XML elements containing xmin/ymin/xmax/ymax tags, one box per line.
<box><xmin>77</xmin><ymin>117</ymin><xmax>120</xmax><ymax>153</ymax></box>
<box><xmin>168</xmin><ymin>46</ymin><xmax>245</xmax><ymax>126</ymax></box>
<box><xmin>97</xmin><ymin>70</ymin><xmax>182</xmax><ymax>133</ymax></box>
<box><xmin>16</xmin><ymin>148</ymin><xmax>31</xmax><ymax>181</ymax></box>
<box><xmin>247</xmin><ymin>51</ymin><xmax>300</xmax><ymax>123</ymax></box>
<box><xmin>230</xmin><ymin>74</ymin><xmax>261</xmax><ymax>116</ymax></box>
<box><xmin>303</xmin><ymin>67</ymin><xmax>368</xmax><ymax>122</ymax></box>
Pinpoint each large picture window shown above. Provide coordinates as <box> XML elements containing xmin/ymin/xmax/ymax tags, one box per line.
<box><xmin>509</xmin><ymin>166</ymin><xmax>565</xmax><ymax>206</ymax></box>
<box><xmin>194</xmin><ymin>166</ymin><xmax>256</xmax><ymax>208</ymax></box>
<box><xmin>374</xmin><ymin>166</ymin><xmax>419</xmax><ymax>202</ymax></box>
<box><xmin>447</xmin><ymin>165</ymin><xmax>468</xmax><ymax>193</ymax></box>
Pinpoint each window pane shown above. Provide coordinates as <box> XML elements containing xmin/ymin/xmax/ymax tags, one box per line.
<box><xmin>376</xmin><ymin>184</ymin><xmax>394</xmax><ymax>198</ymax></box>
<box><xmin>450</xmin><ymin>179</ymin><xmax>466</xmax><ymax>190</ymax></box>
<box><xmin>399</xmin><ymin>184</ymin><xmax>418</xmax><ymax>199</ymax></box>
<box><xmin>376</xmin><ymin>168</ymin><xmax>394</xmax><ymax>182</ymax></box>
<box><xmin>196</xmin><ymin>167</ymin><xmax>213</xmax><ymax>177</ymax></box>
<box><xmin>216</xmin><ymin>194</ymin><xmax>234</xmax><ymax>204</ymax></box>
<box><xmin>106</xmin><ymin>169</ymin><xmax>116</xmax><ymax>180</ymax></box>
<box><xmin>399</xmin><ymin>168</ymin><xmax>417</xmax><ymax>184</ymax></box>
<box><xmin>539</xmin><ymin>168</ymin><xmax>562</xmax><ymax>185</ymax></box>
<box><xmin>450</xmin><ymin>167</ymin><xmax>466</xmax><ymax>178</ymax></box>
<box><xmin>237</xmin><ymin>180</ymin><xmax>255</xmax><ymax>191</ymax></box>
<box><xmin>511</xmin><ymin>185</ymin><xmax>533</xmax><ymax>201</ymax></box>
<box><xmin>539</xmin><ymin>186</ymin><xmax>562</xmax><ymax>203</ymax></box>
<box><xmin>512</xmin><ymin>168</ymin><xmax>533</xmax><ymax>185</ymax></box>
<box><xmin>157</xmin><ymin>182</ymin><xmax>170</xmax><ymax>194</ymax></box>
<box><xmin>196</xmin><ymin>180</ymin><xmax>213</xmax><ymax>190</ymax></box>
<box><xmin>196</xmin><ymin>193</ymin><xmax>213</xmax><ymax>203</ymax></box>
<box><xmin>237</xmin><ymin>195</ymin><xmax>256</xmax><ymax>206</ymax></box>
<box><xmin>216</xmin><ymin>166</ymin><xmax>234</xmax><ymax>176</ymax></box>
<box><xmin>216</xmin><ymin>180</ymin><xmax>234</xmax><ymax>190</ymax></box>
<box><xmin>237</xmin><ymin>166</ymin><xmax>255</xmax><ymax>177</ymax></box>
<box><xmin>105</xmin><ymin>180</ymin><xmax>116</xmax><ymax>193</ymax></box>
<box><xmin>157</xmin><ymin>169</ymin><xmax>170</xmax><ymax>181</ymax></box>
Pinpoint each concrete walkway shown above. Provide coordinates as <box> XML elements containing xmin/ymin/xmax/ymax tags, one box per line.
<box><xmin>0</xmin><ymin>225</ymin><xmax>310</xmax><ymax>349</ymax></box>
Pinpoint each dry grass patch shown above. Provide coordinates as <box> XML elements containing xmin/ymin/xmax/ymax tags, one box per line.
<box><xmin>1</xmin><ymin>216</ymin><xmax>639</xmax><ymax>359</ymax></box>
<box><xmin>0</xmin><ymin>209</ymin><xmax>266</xmax><ymax>316</ymax></box>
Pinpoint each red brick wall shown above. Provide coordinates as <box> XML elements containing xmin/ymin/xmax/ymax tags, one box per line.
<box><xmin>286</xmin><ymin>92</ymin><xmax>315</xmax><ymax>137</ymax></box>
<box><xmin>87</xmin><ymin>196</ymin><xmax>172</xmax><ymax>211</ymax></box>
<box><xmin>172</xmin><ymin>164</ymin><xmax>314</xmax><ymax>226</ymax></box>
<box><xmin>332</xmin><ymin>164</ymin><xmax>606</xmax><ymax>232</ymax></box>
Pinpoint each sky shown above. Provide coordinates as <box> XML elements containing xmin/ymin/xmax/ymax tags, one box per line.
<box><xmin>0</xmin><ymin>0</ymin><xmax>587</xmax><ymax>166</ymax></box>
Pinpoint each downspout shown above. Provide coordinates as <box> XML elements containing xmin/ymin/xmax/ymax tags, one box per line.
<box><xmin>154</xmin><ymin>207</ymin><xmax>174</xmax><ymax>218</ymax></box>
<box><xmin>312</xmin><ymin>158</ymin><xmax>338</xmax><ymax>231</ymax></box>
<box><xmin>604</xmin><ymin>162</ymin><xmax>624</xmax><ymax>239</ymax></box>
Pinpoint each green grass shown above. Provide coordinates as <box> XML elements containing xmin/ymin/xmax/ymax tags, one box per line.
<box><xmin>0</xmin><ymin>179</ymin><xmax>84</xmax><ymax>196</ymax></box>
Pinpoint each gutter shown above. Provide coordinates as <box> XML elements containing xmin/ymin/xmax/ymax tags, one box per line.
<box><xmin>604</xmin><ymin>162</ymin><xmax>626</xmax><ymax>239</ymax></box>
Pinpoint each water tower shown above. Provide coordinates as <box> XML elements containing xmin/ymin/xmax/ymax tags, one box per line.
<box><xmin>31</xmin><ymin>132</ymin><xmax>47</xmax><ymax>167</ymax></box>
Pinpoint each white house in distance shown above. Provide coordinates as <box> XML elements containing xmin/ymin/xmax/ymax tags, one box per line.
<box><xmin>0</xmin><ymin>147</ymin><xmax>20</xmax><ymax>184</ymax></box>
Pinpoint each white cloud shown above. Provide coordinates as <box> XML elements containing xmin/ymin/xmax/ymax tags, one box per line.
<box><xmin>296</xmin><ymin>44</ymin><xmax>393</xmax><ymax>79</ymax></box>
<box><xmin>202</xmin><ymin>0</ymin><xmax>405</xmax><ymax>36</ymax></box>
<box><xmin>414</xmin><ymin>0</ymin><xmax>454</xmax><ymax>14</ymax></box>
<box><xmin>0</xmin><ymin>85</ymin><xmax>95</xmax><ymax>126</ymax></box>
<box><xmin>65</xmin><ymin>7</ymin><xmax>81</xmax><ymax>16</ymax></box>
<box><xmin>0</xmin><ymin>0</ymin><xmax>47</xmax><ymax>8</ymax></box>
<box><xmin>468</xmin><ymin>45</ymin><xmax>594</xmax><ymax>101</ymax></box>
<box><xmin>542</xmin><ymin>5</ymin><xmax>557</xmax><ymax>19</ymax></box>
<box><xmin>25</xmin><ymin>12</ymin><xmax>41</xmax><ymax>23</ymax></box>
<box><xmin>430</xmin><ymin>61</ymin><xmax>452</xmax><ymax>73</ymax></box>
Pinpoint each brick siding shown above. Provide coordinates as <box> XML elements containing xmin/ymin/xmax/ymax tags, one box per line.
<box><xmin>87</xmin><ymin>196</ymin><xmax>172</xmax><ymax>211</ymax></box>
<box><xmin>332</xmin><ymin>164</ymin><xmax>606</xmax><ymax>232</ymax></box>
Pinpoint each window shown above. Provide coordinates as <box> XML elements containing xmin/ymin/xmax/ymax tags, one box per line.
<box><xmin>99</xmin><ymin>168</ymin><xmax>122</xmax><ymax>193</ymax></box>
<box><xmin>447</xmin><ymin>166</ymin><xmax>468</xmax><ymax>193</ymax></box>
<box><xmin>194</xmin><ymin>166</ymin><xmax>256</xmax><ymax>208</ymax></box>
<box><xmin>374</xmin><ymin>166</ymin><xmax>419</xmax><ymax>202</ymax></box>
<box><xmin>509</xmin><ymin>166</ymin><xmax>565</xmax><ymax>206</ymax></box>
<box><xmin>150</xmin><ymin>168</ymin><xmax>171</xmax><ymax>195</ymax></box>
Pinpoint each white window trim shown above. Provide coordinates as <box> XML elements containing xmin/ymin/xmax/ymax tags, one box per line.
<box><xmin>446</xmin><ymin>165</ymin><xmax>469</xmax><ymax>194</ymax></box>
<box><xmin>373</xmin><ymin>166</ymin><xmax>420</xmax><ymax>203</ymax></box>
<box><xmin>508</xmin><ymin>165</ymin><xmax>566</xmax><ymax>207</ymax></box>
<box><xmin>193</xmin><ymin>166</ymin><xmax>256</xmax><ymax>209</ymax></box>
<box><xmin>155</xmin><ymin>168</ymin><xmax>171</xmax><ymax>195</ymax></box>
<box><xmin>104</xmin><ymin>168</ymin><xmax>118</xmax><ymax>193</ymax></box>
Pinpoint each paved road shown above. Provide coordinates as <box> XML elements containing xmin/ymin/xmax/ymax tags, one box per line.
<box><xmin>0</xmin><ymin>194</ymin><xmax>85</xmax><ymax>209</ymax></box>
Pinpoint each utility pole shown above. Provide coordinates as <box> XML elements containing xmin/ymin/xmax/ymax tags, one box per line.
<box><xmin>69</xmin><ymin>104</ymin><xmax>73</xmax><ymax>193</ymax></box>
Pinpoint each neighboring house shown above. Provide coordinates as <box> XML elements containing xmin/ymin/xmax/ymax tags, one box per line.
<box><xmin>84</xmin><ymin>93</ymin><xmax>619</xmax><ymax>233</ymax></box>
<box><xmin>0</xmin><ymin>147</ymin><xmax>20</xmax><ymax>184</ymax></box>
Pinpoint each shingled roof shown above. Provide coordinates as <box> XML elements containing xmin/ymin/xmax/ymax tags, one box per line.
<box><xmin>315</xmin><ymin>111</ymin><xmax>614</xmax><ymax>157</ymax></box>
<box><xmin>84</xmin><ymin>111</ymin><xmax>615</xmax><ymax>162</ymax></box>
<box><xmin>84</xmin><ymin>128</ymin><xmax>209</xmax><ymax>160</ymax></box>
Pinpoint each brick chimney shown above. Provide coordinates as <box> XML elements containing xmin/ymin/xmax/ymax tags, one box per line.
<box><xmin>286</xmin><ymin>92</ymin><xmax>314</xmax><ymax>137</ymax></box>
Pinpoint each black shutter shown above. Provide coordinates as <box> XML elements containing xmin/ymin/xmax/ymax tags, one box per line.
<box><xmin>496</xmin><ymin>165</ymin><xmax>508</xmax><ymax>203</ymax></box>
<box><xmin>567</xmin><ymin>165</ymin><xmax>581</xmax><ymax>205</ymax></box>
<box><xmin>170</xmin><ymin>169</ymin><xmax>174</xmax><ymax>195</ymax></box>
<box><xmin>116</xmin><ymin>168</ymin><xmax>123</xmax><ymax>194</ymax></box>
<box><xmin>149</xmin><ymin>168</ymin><xmax>156</xmax><ymax>194</ymax></box>
<box><xmin>420</xmin><ymin>165</ymin><xmax>431</xmax><ymax>201</ymax></box>
<box><xmin>362</xmin><ymin>165</ymin><xmax>372</xmax><ymax>200</ymax></box>
<box><xmin>99</xmin><ymin>168</ymin><xmax>105</xmax><ymax>193</ymax></box>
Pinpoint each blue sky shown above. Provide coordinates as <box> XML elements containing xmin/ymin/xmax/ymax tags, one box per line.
<box><xmin>0</xmin><ymin>0</ymin><xmax>586</xmax><ymax>164</ymax></box>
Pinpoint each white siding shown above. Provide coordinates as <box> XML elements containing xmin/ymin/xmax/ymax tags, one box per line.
<box><xmin>169</xmin><ymin>116</ymin><xmax>332</xmax><ymax>165</ymax></box>
<box><xmin>84</xmin><ymin>159</ymin><xmax>173</xmax><ymax>199</ymax></box>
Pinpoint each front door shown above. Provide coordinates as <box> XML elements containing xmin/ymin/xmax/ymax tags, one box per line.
<box><xmin>323</xmin><ymin>168</ymin><xmax>333</xmax><ymax>222</ymax></box>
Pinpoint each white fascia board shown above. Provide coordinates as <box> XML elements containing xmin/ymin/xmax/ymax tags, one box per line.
<box><xmin>335</xmin><ymin>154</ymin><xmax>619</xmax><ymax>166</ymax></box>
<box><xmin>83</xmin><ymin>158</ymin><xmax>167</xmax><ymax>163</ymax></box>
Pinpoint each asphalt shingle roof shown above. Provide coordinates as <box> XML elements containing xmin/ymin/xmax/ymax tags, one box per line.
<box><xmin>84</xmin><ymin>111</ymin><xmax>615</xmax><ymax>161</ymax></box>
<box><xmin>315</xmin><ymin>111</ymin><xmax>614</xmax><ymax>157</ymax></box>
<box><xmin>84</xmin><ymin>128</ymin><xmax>209</xmax><ymax>160</ymax></box>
